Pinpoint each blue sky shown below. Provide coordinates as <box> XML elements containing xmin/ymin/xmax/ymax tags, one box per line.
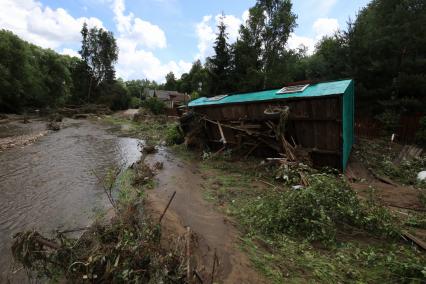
<box><xmin>0</xmin><ymin>0</ymin><xmax>371</xmax><ymax>82</ymax></box>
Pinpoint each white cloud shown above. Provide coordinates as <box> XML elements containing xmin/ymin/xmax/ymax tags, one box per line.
<box><xmin>287</xmin><ymin>33</ymin><xmax>315</xmax><ymax>54</ymax></box>
<box><xmin>112</xmin><ymin>0</ymin><xmax>190</xmax><ymax>82</ymax></box>
<box><xmin>117</xmin><ymin>48</ymin><xmax>191</xmax><ymax>81</ymax></box>
<box><xmin>214</xmin><ymin>14</ymin><xmax>242</xmax><ymax>43</ymax></box>
<box><xmin>61</xmin><ymin>48</ymin><xmax>80</xmax><ymax>58</ymax></box>
<box><xmin>242</xmin><ymin>10</ymin><xmax>250</xmax><ymax>24</ymax></box>
<box><xmin>287</xmin><ymin>17</ymin><xmax>340</xmax><ymax>54</ymax></box>
<box><xmin>0</xmin><ymin>0</ymin><xmax>103</xmax><ymax>49</ymax></box>
<box><xmin>313</xmin><ymin>18</ymin><xmax>340</xmax><ymax>40</ymax></box>
<box><xmin>195</xmin><ymin>15</ymin><xmax>215</xmax><ymax>60</ymax></box>
<box><xmin>112</xmin><ymin>0</ymin><xmax>166</xmax><ymax>50</ymax></box>
<box><xmin>195</xmin><ymin>11</ymin><xmax>245</xmax><ymax>60</ymax></box>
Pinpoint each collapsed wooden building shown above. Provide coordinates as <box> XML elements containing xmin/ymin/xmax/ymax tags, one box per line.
<box><xmin>183</xmin><ymin>79</ymin><xmax>355</xmax><ymax>170</ymax></box>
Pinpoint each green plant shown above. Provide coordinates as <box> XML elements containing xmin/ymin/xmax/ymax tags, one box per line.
<box><xmin>236</xmin><ymin>174</ymin><xmax>399</xmax><ymax>243</ymax></box>
<box><xmin>142</xmin><ymin>97</ymin><xmax>165</xmax><ymax>115</ymax></box>
<box><xmin>165</xmin><ymin>123</ymin><xmax>184</xmax><ymax>145</ymax></box>
<box><xmin>375</xmin><ymin>110</ymin><xmax>400</xmax><ymax>133</ymax></box>
<box><xmin>416</xmin><ymin>116</ymin><xmax>426</xmax><ymax>147</ymax></box>
<box><xmin>129</xmin><ymin>97</ymin><xmax>142</xmax><ymax>108</ymax></box>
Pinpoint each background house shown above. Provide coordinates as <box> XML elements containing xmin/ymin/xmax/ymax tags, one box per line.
<box><xmin>144</xmin><ymin>89</ymin><xmax>190</xmax><ymax>111</ymax></box>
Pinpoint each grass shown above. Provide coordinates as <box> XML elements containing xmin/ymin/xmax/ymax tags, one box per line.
<box><xmin>171</xmin><ymin>146</ymin><xmax>426</xmax><ymax>283</ymax></box>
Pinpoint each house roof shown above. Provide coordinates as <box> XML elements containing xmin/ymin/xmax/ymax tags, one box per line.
<box><xmin>147</xmin><ymin>90</ymin><xmax>189</xmax><ymax>102</ymax></box>
<box><xmin>189</xmin><ymin>79</ymin><xmax>353</xmax><ymax>107</ymax></box>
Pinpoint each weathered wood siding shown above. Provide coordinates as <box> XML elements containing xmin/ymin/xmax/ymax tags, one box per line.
<box><xmin>192</xmin><ymin>95</ymin><xmax>343</xmax><ymax>169</ymax></box>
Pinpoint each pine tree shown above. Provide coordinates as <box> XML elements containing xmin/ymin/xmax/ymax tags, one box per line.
<box><xmin>207</xmin><ymin>14</ymin><xmax>232</xmax><ymax>96</ymax></box>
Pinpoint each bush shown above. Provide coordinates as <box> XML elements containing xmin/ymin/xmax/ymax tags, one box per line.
<box><xmin>97</xmin><ymin>81</ymin><xmax>131</xmax><ymax>111</ymax></box>
<box><xmin>143</xmin><ymin>97</ymin><xmax>165</xmax><ymax>115</ymax></box>
<box><xmin>237</xmin><ymin>174</ymin><xmax>399</xmax><ymax>243</ymax></box>
<box><xmin>165</xmin><ymin>123</ymin><xmax>184</xmax><ymax>145</ymax></box>
<box><xmin>129</xmin><ymin>97</ymin><xmax>142</xmax><ymax>109</ymax></box>
<box><xmin>416</xmin><ymin>116</ymin><xmax>426</xmax><ymax>147</ymax></box>
<box><xmin>375</xmin><ymin>109</ymin><xmax>400</xmax><ymax>133</ymax></box>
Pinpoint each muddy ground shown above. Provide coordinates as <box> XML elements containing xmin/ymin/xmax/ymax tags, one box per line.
<box><xmin>144</xmin><ymin>149</ymin><xmax>266</xmax><ymax>283</ymax></box>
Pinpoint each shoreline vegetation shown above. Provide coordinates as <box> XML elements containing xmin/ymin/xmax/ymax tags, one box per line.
<box><xmin>9</xmin><ymin>109</ymin><xmax>426</xmax><ymax>283</ymax></box>
<box><xmin>2</xmin><ymin>0</ymin><xmax>426</xmax><ymax>282</ymax></box>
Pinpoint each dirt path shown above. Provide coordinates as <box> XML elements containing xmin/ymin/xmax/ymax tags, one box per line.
<box><xmin>346</xmin><ymin>159</ymin><xmax>425</xmax><ymax>211</ymax></box>
<box><xmin>145</xmin><ymin>149</ymin><xmax>265</xmax><ymax>284</ymax></box>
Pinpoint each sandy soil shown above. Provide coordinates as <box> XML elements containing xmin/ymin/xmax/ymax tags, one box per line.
<box><xmin>346</xmin><ymin>159</ymin><xmax>425</xmax><ymax>211</ymax></box>
<box><xmin>145</xmin><ymin>149</ymin><xmax>266</xmax><ymax>284</ymax></box>
<box><xmin>114</xmin><ymin>109</ymin><xmax>140</xmax><ymax>120</ymax></box>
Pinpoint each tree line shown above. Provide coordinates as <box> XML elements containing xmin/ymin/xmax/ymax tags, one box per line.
<box><xmin>0</xmin><ymin>0</ymin><xmax>425</xmax><ymax>118</ymax></box>
<box><xmin>0</xmin><ymin>24</ymin><xmax>137</xmax><ymax>113</ymax></box>
<box><xmin>163</xmin><ymin>0</ymin><xmax>426</xmax><ymax>118</ymax></box>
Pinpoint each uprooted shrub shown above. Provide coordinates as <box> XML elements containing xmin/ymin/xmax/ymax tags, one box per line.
<box><xmin>237</xmin><ymin>174</ymin><xmax>399</xmax><ymax>243</ymax></box>
<box><xmin>12</xmin><ymin>208</ymin><xmax>187</xmax><ymax>283</ymax></box>
<box><xmin>166</xmin><ymin>123</ymin><xmax>185</xmax><ymax>146</ymax></box>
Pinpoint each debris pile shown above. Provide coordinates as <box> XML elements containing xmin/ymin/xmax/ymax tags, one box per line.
<box><xmin>11</xmin><ymin>157</ymin><xmax>188</xmax><ymax>283</ymax></box>
<box><xmin>12</xmin><ymin>212</ymin><xmax>187</xmax><ymax>283</ymax></box>
<box><xmin>57</xmin><ymin>104</ymin><xmax>112</xmax><ymax>118</ymax></box>
<box><xmin>132</xmin><ymin>158</ymin><xmax>155</xmax><ymax>186</ymax></box>
<box><xmin>0</xmin><ymin>131</ymin><xmax>48</xmax><ymax>152</ymax></box>
<box><xmin>181</xmin><ymin>106</ymin><xmax>302</xmax><ymax>163</ymax></box>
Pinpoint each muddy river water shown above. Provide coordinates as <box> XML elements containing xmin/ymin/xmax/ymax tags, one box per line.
<box><xmin>0</xmin><ymin>118</ymin><xmax>142</xmax><ymax>282</ymax></box>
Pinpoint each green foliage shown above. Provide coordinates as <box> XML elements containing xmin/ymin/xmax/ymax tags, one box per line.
<box><xmin>375</xmin><ymin>109</ymin><xmax>401</xmax><ymax>133</ymax></box>
<box><xmin>125</xmin><ymin>79</ymin><xmax>157</xmax><ymax>98</ymax></box>
<box><xmin>416</xmin><ymin>116</ymin><xmax>426</xmax><ymax>146</ymax></box>
<box><xmin>97</xmin><ymin>80</ymin><xmax>131</xmax><ymax>111</ymax></box>
<box><xmin>190</xmin><ymin>91</ymin><xmax>200</xmax><ymax>101</ymax></box>
<box><xmin>179</xmin><ymin>149</ymin><xmax>426</xmax><ymax>283</ymax></box>
<box><xmin>142</xmin><ymin>97</ymin><xmax>165</xmax><ymax>115</ymax></box>
<box><xmin>356</xmin><ymin>138</ymin><xmax>426</xmax><ymax>188</ymax></box>
<box><xmin>165</xmin><ymin>123</ymin><xmax>184</xmax><ymax>145</ymax></box>
<box><xmin>80</xmin><ymin>23</ymin><xmax>118</xmax><ymax>86</ymax></box>
<box><xmin>129</xmin><ymin>97</ymin><xmax>142</xmax><ymax>108</ymax></box>
<box><xmin>206</xmin><ymin>14</ymin><xmax>232</xmax><ymax>96</ymax></box>
<box><xmin>0</xmin><ymin>30</ymin><xmax>75</xmax><ymax>112</ymax></box>
<box><xmin>164</xmin><ymin>71</ymin><xmax>177</xmax><ymax>90</ymax></box>
<box><xmin>236</xmin><ymin>174</ymin><xmax>398</xmax><ymax>243</ymax></box>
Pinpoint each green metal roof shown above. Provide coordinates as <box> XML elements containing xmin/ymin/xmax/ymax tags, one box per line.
<box><xmin>189</xmin><ymin>79</ymin><xmax>353</xmax><ymax>107</ymax></box>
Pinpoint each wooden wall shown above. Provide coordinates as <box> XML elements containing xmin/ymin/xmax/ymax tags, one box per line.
<box><xmin>192</xmin><ymin>95</ymin><xmax>343</xmax><ymax>169</ymax></box>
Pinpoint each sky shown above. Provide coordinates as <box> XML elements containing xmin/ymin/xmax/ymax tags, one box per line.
<box><xmin>0</xmin><ymin>0</ymin><xmax>371</xmax><ymax>82</ymax></box>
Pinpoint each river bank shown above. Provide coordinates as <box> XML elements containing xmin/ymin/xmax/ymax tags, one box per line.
<box><xmin>4</xmin><ymin>110</ymin><xmax>426</xmax><ymax>283</ymax></box>
<box><xmin>0</xmin><ymin>117</ymin><xmax>142</xmax><ymax>282</ymax></box>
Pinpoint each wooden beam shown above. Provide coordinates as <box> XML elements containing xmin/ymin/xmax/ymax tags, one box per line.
<box><xmin>217</xmin><ymin>121</ymin><xmax>227</xmax><ymax>145</ymax></box>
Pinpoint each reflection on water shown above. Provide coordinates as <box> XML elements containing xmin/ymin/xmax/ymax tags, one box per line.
<box><xmin>0</xmin><ymin>118</ymin><xmax>141</xmax><ymax>282</ymax></box>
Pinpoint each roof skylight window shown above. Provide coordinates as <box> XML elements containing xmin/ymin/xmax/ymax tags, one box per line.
<box><xmin>276</xmin><ymin>84</ymin><xmax>309</xmax><ymax>94</ymax></box>
<box><xmin>206</xmin><ymin>95</ymin><xmax>228</xmax><ymax>101</ymax></box>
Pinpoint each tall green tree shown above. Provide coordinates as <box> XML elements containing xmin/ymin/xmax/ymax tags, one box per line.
<box><xmin>164</xmin><ymin>72</ymin><xmax>177</xmax><ymax>90</ymax></box>
<box><xmin>232</xmin><ymin>6</ymin><xmax>264</xmax><ymax>92</ymax></box>
<box><xmin>347</xmin><ymin>0</ymin><xmax>426</xmax><ymax>112</ymax></box>
<box><xmin>255</xmin><ymin>0</ymin><xmax>297</xmax><ymax>87</ymax></box>
<box><xmin>79</xmin><ymin>23</ymin><xmax>118</xmax><ymax>101</ymax></box>
<box><xmin>207</xmin><ymin>14</ymin><xmax>232</xmax><ymax>96</ymax></box>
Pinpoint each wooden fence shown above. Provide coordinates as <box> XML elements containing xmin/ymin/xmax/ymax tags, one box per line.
<box><xmin>355</xmin><ymin>113</ymin><xmax>424</xmax><ymax>143</ymax></box>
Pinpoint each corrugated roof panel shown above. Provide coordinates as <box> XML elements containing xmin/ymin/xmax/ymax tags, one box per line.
<box><xmin>189</xmin><ymin>79</ymin><xmax>353</xmax><ymax>107</ymax></box>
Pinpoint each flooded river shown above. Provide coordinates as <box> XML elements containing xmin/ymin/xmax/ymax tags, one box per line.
<box><xmin>0</xmin><ymin>118</ymin><xmax>142</xmax><ymax>282</ymax></box>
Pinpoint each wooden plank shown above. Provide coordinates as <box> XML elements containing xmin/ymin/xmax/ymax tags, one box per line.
<box><xmin>403</xmin><ymin>231</ymin><xmax>426</xmax><ymax>250</ymax></box>
<box><xmin>217</xmin><ymin>121</ymin><xmax>227</xmax><ymax>145</ymax></box>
